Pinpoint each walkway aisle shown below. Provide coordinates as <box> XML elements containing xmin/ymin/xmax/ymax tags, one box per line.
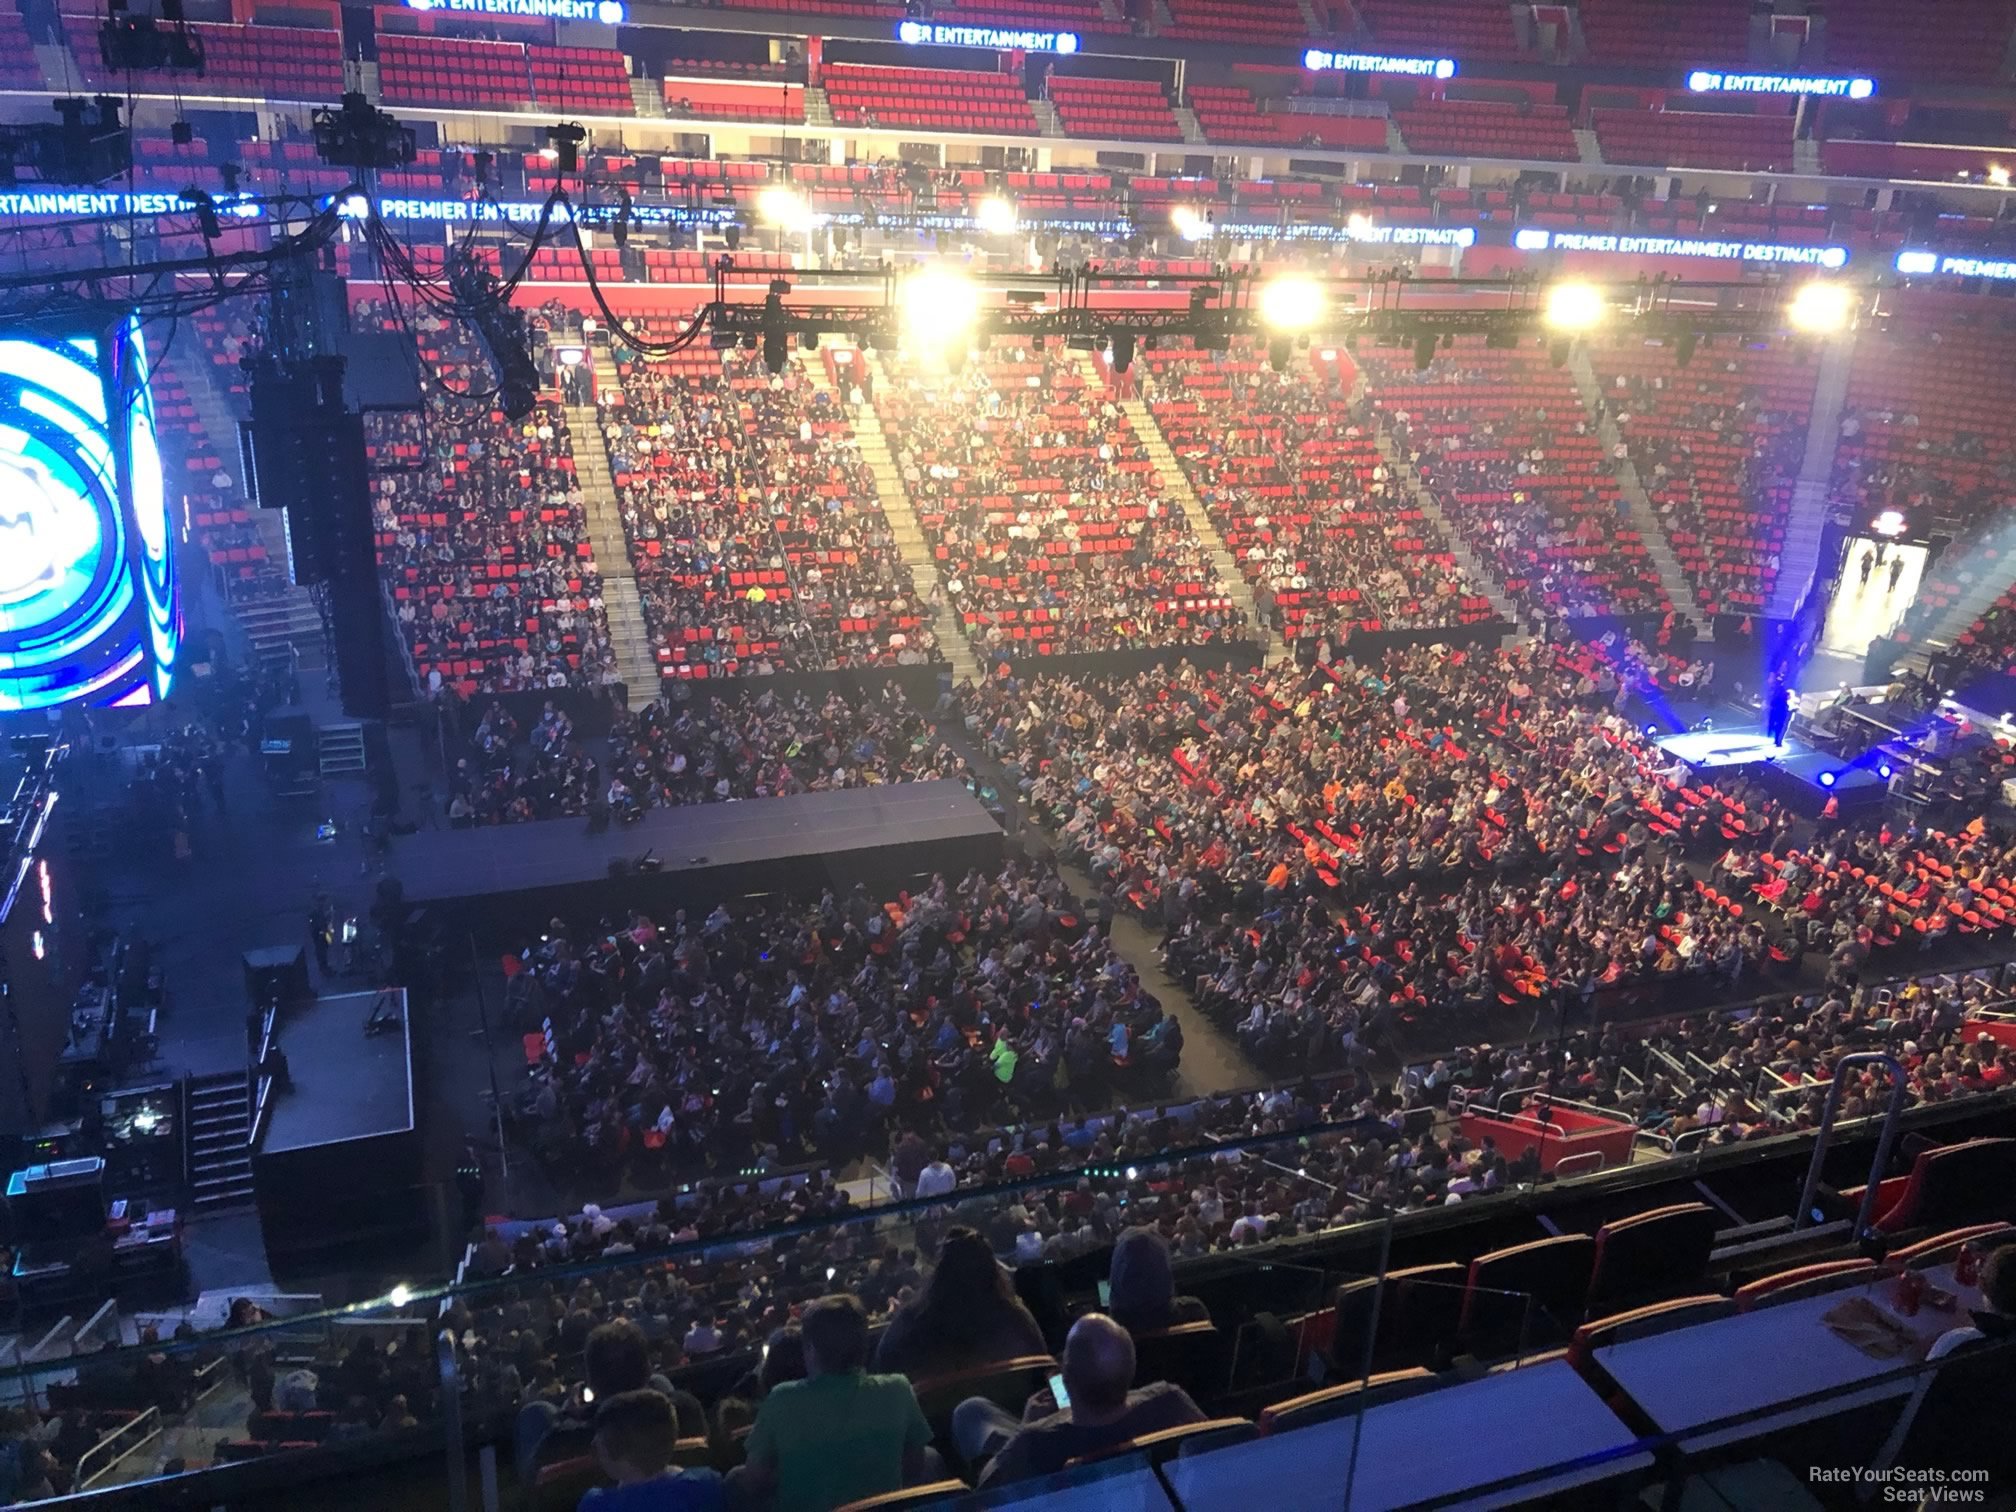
<box><xmin>928</xmin><ymin>715</ymin><xmax>1266</xmax><ymax>1100</ymax></box>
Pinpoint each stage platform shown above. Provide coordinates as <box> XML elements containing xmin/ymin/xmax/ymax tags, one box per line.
<box><xmin>254</xmin><ymin>989</ymin><xmax>423</xmax><ymax>1262</ymax></box>
<box><xmin>1654</xmin><ymin>725</ymin><xmax>1885</xmax><ymax>816</ymax></box>
<box><xmin>391</xmin><ymin>781</ymin><xmax>1005</xmax><ymax>934</ymax></box>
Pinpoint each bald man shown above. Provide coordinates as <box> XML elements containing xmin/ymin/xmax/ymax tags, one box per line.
<box><xmin>952</xmin><ymin>1312</ymin><xmax>1205</xmax><ymax>1485</ymax></box>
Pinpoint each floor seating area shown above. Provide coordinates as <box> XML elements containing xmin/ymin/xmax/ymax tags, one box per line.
<box><xmin>1590</xmin><ymin>107</ymin><xmax>1796</xmax><ymax>172</ymax></box>
<box><xmin>1360</xmin><ymin>338</ymin><xmax>1670</xmax><ymax>620</ymax></box>
<box><xmin>1591</xmin><ymin>336</ymin><xmax>1818</xmax><ymax>616</ymax></box>
<box><xmin>1139</xmin><ymin>343</ymin><xmax>1493</xmax><ymax>641</ymax></box>
<box><xmin>1577</xmin><ymin>0</ymin><xmax>1750</xmax><ymax>67</ymax></box>
<box><xmin>601</xmin><ymin>335</ymin><xmax>937</xmax><ymax>676</ymax></box>
<box><xmin>1355</xmin><ymin>0</ymin><xmax>1526</xmax><ymax>60</ymax></box>
<box><xmin>875</xmin><ymin>341</ymin><xmax>1251</xmax><ymax>657</ymax></box>
<box><xmin>1187</xmin><ymin>83</ymin><xmax>1303</xmax><ymax>146</ymax></box>
<box><xmin>1391</xmin><ymin>98</ymin><xmax>1579</xmax><ymax>161</ymax></box>
<box><xmin>1047</xmin><ymin>73</ymin><xmax>1183</xmax><ymax>142</ymax></box>
<box><xmin>822</xmin><ymin>62</ymin><xmax>1036</xmax><ymax>134</ymax></box>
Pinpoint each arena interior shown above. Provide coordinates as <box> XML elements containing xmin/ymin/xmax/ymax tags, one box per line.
<box><xmin>7</xmin><ymin>1</ymin><xmax>2016</xmax><ymax>1507</ymax></box>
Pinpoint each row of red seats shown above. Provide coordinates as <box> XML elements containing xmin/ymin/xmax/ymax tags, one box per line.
<box><xmin>1048</xmin><ymin>75</ymin><xmax>1183</xmax><ymax>143</ymax></box>
<box><xmin>1392</xmin><ymin>99</ymin><xmax>1579</xmax><ymax>163</ymax></box>
<box><xmin>1591</xmin><ymin>108</ymin><xmax>1795</xmax><ymax>173</ymax></box>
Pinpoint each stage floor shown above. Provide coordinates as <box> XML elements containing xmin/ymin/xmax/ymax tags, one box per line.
<box><xmin>1653</xmin><ymin>727</ymin><xmax>1799</xmax><ymax>769</ymax></box>
<box><xmin>263</xmin><ymin>989</ymin><xmax>414</xmax><ymax>1155</ymax></box>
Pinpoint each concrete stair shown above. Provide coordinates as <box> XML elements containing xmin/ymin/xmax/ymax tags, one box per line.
<box><xmin>1151</xmin><ymin>0</ymin><xmax>1174</xmax><ymax>29</ymax></box>
<box><xmin>567</xmin><ymin>386</ymin><xmax>665</xmax><ymax>699</ymax></box>
<box><xmin>804</xmin><ymin>86</ymin><xmax>833</xmax><ymax>128</ymax></box>
<box><xmin>845</xmin><ymin>352</ymin><xmax>982</xmax><ymax>682</ymax></box>
<box><xmin>186</xmin><ymin>1072</ymin><xmax>255</xmax><ymax>1211</ymax></box>
<box><xmin>630</xmin><ymin>78</ymin><xmax>665</xmax><ymax>118</ymax></box>
<box><xmin>1575</xmin><ymin>128</ymin><xmax>1604</xmax><ymax>165</ymax></box>
<box><xmin>316</xmin><ymin>721</ymin><xmax>367</xmax><ymax>777</ymax></box>
<box><xmin>1906</xmin><ymin>528</ymin><xmax>2016</xmax><ymax>663</ymax></box>
<box><xmin>1766</xmin><ymin>332</ymin><xmax>1858</xmax><ymax>620</ymax></box>
<box><xmin>1567</xmin><ymin>347</ymin><xmax>1700</xmax><ymax>619</ymax></box>
<box><xmin>1793</xmin><ymin>136</ymin><xmax>1821</xmax><ymax>176</ymax></box>
<box><xmin>1031</xmin><ymin>99</ymin><xmax>1063</xmax><ymax>137</ymax></box>
<box><xmin>31</xmin><ymin>42</ymin><xmax>69</xmax><ymax>90</ymax></box>
<box><xmin>1387</xmin><ymin>118</ymin><xmax>1409</xmax><ymax>153</ymax></box>
<box><xmin>1102</xmin><ymin>360</ymin><xmax>1285</xmax><ymax>662</ymax></box>
<box><xmin>1174</xmin><ymin>105</ymin><xmax>1206</xmax><ymax>146</ymax></box>
<box><xmin>1097</xmin><ymin>0</ymin><xmax>1126</xmax><ymax>24</ymax></box>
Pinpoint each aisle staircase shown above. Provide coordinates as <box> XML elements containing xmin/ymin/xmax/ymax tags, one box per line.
<box><xmin>831</xmin><ymin>351</ymin><xmax>981</xmax><ymax>683</ymax></box>
<box><xmin>186</xmin><ymin>1071</ymin><xmax>255</xmax><ymax>1211</ymax></box>
<box><xmin>1111</xmin><ymin>380</ymin><xmax>1287</xmax><ymax>663</ymax></box>
<box><xmin>566</xmin><ymin>385</ymin><xmax>664</xmax><ymax>699</ymax></box>
<box><xmin>316</xmin><ymin>722</ymin><xmax>366</xmax><ymax>777</ymax></box>
<box><xmin>1765</xmin><ymin>331</ymin><xmax>1858</xmax><ymax>620</ymax></box>
<box><xmin>1567</xmin><ymin>348</ymin><xmax>1703</xmax><ymax>619</ymax></box>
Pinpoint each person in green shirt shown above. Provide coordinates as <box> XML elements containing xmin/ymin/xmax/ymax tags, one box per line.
<box><xmin>735</xmin><ymin>1295</ymin><xmax>935</xmax><ymax>1512</ymax></box>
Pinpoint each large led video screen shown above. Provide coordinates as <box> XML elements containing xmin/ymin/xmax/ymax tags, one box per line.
<box><xmin>0</xmin><ymin>315</ymin><xmax>179</xmax><ymax>711</ymax></box>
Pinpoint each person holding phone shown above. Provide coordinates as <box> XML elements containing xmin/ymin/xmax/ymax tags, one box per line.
<box><xmin>951</xmin><ymin>1314</ymin><xmax>1205</xmax><ymax>1486</ymax></box>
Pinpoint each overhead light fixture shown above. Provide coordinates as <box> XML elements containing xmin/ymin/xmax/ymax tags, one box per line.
<box><xmin>900</xmin><ymin>264</ymin><xmax>981</xmax><ymax>354</ymax></box>
<box><xmin>756</xmin><ymin>181</ymin><xmax>812</xmax><ymax>232</ymax></box>
<box><xmin>1543</xmin><ymin>282</ymin><xmax>1605</xmax><ymax>333</ymax></box>
<box><xmin>974</xmin><ymin>194</ymin><xmax>1017</xmax><ymax>235</ymax></box>
<box><xmin>1257</xmin><ymin>274</ymin><xmax>1324</xmax><ymax>333</ymax></box>
<box><xmin>1170</xmin><ymin>204</ymin><xmax>1208</xmax><ymax>241</ymax></box>
<box><xmin>1786</xmin><ymin>281</ymin><xmax>1853</xmax><ymax>335</ymax></box>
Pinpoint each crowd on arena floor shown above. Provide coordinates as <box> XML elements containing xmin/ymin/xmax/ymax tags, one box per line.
<box><xmin>440</xmin><ymin>683</ymin><xmax>964</xmax><ymax>825</ymax></box>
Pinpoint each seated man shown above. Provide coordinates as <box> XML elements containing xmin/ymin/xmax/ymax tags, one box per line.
<box><xmin>581</xmin><ymin>1390</ymin><xmax>722</xmax><ymax>1512</ymax></box>
<box><xmin>736</xmin><ymin>1294</ymin><xmax>934</xmax><ymax>1512</ymax></box>
<box><xmin>517</xmin><ymin>1319</ymin><xmax>700</xmax><ymax>1483</ymax></box>
<box><xmin>953</xmin><ymin>1312</ymin><xmax>1204</xmax><ymax>1486</ymax></box>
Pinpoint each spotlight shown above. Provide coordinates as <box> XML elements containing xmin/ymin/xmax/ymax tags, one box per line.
<box><xmin>1111</xmin><ymin>331</ymin><xmax>1135</xmax><ymax>374</ymax></box>
<box><xmin>1258</xmin><ymin>274</ymin><xmax>1324</xmax><ymax>333</ymax></box>
<box><xmin>1878</xmin><ymin>762</ymin><xmax>1894</xmax><ymax>780</ymax></box>
<box><xmin>1543</xmin><ymin>282</ymin><xmax>1606</xmax><ymax>332</ymax></box>
<box><xmin>900</xmin><ymin>264</ymin><xmax>981</xmax><ymax>355</ymax></box>
<box><xmin>1990</xmin><ymin>164</ymin><xmax>2012</xmax><ymax>189</ymax></box>
<box><xmin>1787</xmin><ymin>281</ymin><xmax>1853</xmax><ymax>335</ymax></box>
<box><xmin>1818</xmin><ymin>771</ymin><xmax>1837</xmax><ymax>788</ymax></box>
<box><xmin>1644</xmin><ymin>723</ymin><xmax>1659</xmax><ymax>739</ymax></box>
<box><xmin>974</xmin><ymin>193</ymin><xmax>1017</xmax><ymax>235</ymax></box>
<box><xmin>1170</xmin><ymin>204</ymin><xmax>1208</xmax><ymax>241</ymax></box>
<box><xmin>757</xmin><ymin>182</ymin><xmax>812</xmax><ymax>232</ymax></box>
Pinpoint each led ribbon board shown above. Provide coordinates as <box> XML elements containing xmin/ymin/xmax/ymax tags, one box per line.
<box><xmin>1514</xmin><ymin>228</ymin><xmax>1849</xmax><ymax>268</ymax></box>
<box><xmin>405</xmin><ymin>0</ymin><xmax>626</xmax><ymax>21</ymax></box>
<box><xmin>1895</xmin><ymin>250</ymin><xmax>2016</xmax><ymax>279</ymax></box>
<box><xmin>1304</xmin><ymin>49</ymin><xmax>1456</xmax><ymax>80</ymax></box>
<box><xmin>1218</xmin><ymin>222</ymin><xmax>1476</xmax><ymax>246</ymax></box>
<box><xmin>1687</xmin><ymin>70</ymin><xmax>1873</xmax><ymax>98</ymax></box>
<box><xmin>896</xmin><ymin>22</ymin><xmax>1079</xmax><ymax>53</ymax></box>
<box><xmin>0</xmin><ymin>317</ymin><xmax>177</xmax><ymax>711</ymax></box>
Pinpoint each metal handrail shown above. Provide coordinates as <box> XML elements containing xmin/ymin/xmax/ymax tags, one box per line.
<box><xmin>76</xmin><ymin>1407</ymin><xmax>160</xmax><ymax>1490</ymax></box>
<box><xmin>1793</xmin><ymin>1051</ymin><xmax>1909</xmax><ymax>1232</ymax></box>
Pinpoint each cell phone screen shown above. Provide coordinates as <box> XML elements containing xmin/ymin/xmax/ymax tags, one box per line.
<box><xmin>1096</xmin><ymin>1280</ymin><xmax>1111</xmax><ymax>1307</ymax></box>
<box><xmin>1047</xmin><ymin>1373</ymin><xmax>1070</xmax><ymax>1410</ymax></box>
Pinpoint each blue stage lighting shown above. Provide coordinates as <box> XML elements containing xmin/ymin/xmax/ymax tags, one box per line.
<box><xmin>1644</xmin><ymin>723</ymin><xmax>1658</xmax><ymax>738</ymax></box>
<box><xmin>1818</xmin><ymin>771</ymin><xmax>1837</xmax><ymax>788</ymax></box>
<box><xmin>0</xmin><ymin>316</ymin><xmax>177</xmax><ymax>711</ymax></box>
<box><xmin>1878</xmin><ymin>762</ymin><xmax>1893</xmax><ymax>780</ymax></box>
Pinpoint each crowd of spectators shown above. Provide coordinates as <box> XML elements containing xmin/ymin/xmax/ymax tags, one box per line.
<box><xmin>876</xmin><ymin>341</ymin><xmax>1253</xmax><ymax>655</ymax></box>
<box><xmin>359</xmin><ymin>298</ymin><xmax>618</xmax><ymax>695</ymax></box>
<box><xmin>1136</xmin><ymin>343</ymin><xmax>1494</xmax><ymax>641</ymax></box>
<box><xmin>1360</xmin><ymin>338</ymin><xmax>1672</xmax><ymax>622</ymax></box>
<box><xmin>498</xmin><ymin>860</ymin><xmax>1186</xmax><ymax>1185</ymax></box>
<box><xmin>439</xmin><ymin>683</ymin><xmax>967</xmax><ymax>825</ymax></box>
<box><xmin>600</xmin><ymin>337</ymin><xmax>940</xmax><ymax>675</ymax></box>
<box><xmin>1594</xmin><ymin>338</ymin><xmax>1813</xmax><ymax>616</ymax></box>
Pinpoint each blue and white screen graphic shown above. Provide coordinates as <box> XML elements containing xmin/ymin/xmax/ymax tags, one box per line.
<box><xmin>0</xmin><ymin>322</ymin><xmax>178</xmax><ymax>712</ymax></box>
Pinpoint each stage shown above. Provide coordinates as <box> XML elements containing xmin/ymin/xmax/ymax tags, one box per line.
<box><xmin>390</xmin><ymin>780</ymin><xmax>1005</xmax><ymax>936</ymax></box>
<box><xmin>253</xmin><ymin>989</ymin><xmax>424</xmax><ymax>1262</ymax></box>
<box><xmin>1654</xmin><ymin>726</ymin><xmax>1886</xmax><ymax>816</ymax></box>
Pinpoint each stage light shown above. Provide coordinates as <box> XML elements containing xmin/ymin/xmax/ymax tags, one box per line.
<box><xmin>757</xmin><ymin>182</ymin><xmax>812</xmax><ymax>232</ymax></box>
<box><xmin>1644</xmin><ymin>723</ymin><xmax>1658</xmax><ymax>738</ymax></box>
<box><xmin>1818</xmin><ymin>771</ymin><xmax>1837</xmax><ymax>788</ymax></box>
<box><xmin>974</xmin><ymin>194</ymin><xmax>1017</xmax><ymax>235</ymax></box>
<box><xmin>1990</xmin><ymin>164</ymin><xmax>2011</xmax><ymax>189</ymax></box>
<box><xmin>1787</xmin><ymin>281</ymin><xmax>1853</xmax><ymax>335</ymax></box>
<box><xmin>1878</xmin><ymin>762</ymin><xmax>1894</xmax><ymax>780</ymax></box>
<box><xmin>900</xmin><ymin>264</ymin><xmax>981</xmax><ymax>353</ymax></box>
<box><xmin>1171</xmin><ymin>204</ymin><xmax>1208</xmax><ymax>241</ymax></box>
<box><xmin>1258</xmin><ymin>274</ymin><xmax>1324</xmax><ymax>333</ymax></box>
<box><xmin>388</xmin><ymin>1283</ymin><xmax>411</xmax><ymax>1307</ymax></box>
<box><xmin>1543</xmin><ymin>282</ymin><xmax>1606</xmax><ymax>333</ymax></box>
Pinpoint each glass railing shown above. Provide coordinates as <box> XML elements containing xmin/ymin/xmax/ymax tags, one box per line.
<box><xmin>9</xmin><ymin>956</ymin><xmax>2016</xmax><ymax>1506</ymax></box>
